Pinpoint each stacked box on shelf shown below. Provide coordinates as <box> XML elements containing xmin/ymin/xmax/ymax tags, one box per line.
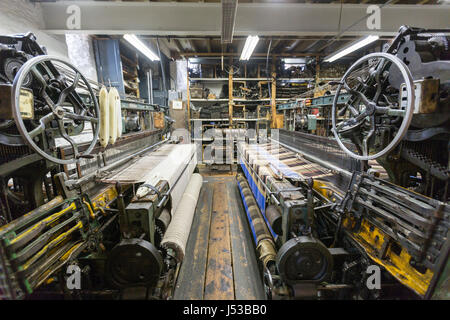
<box><xmin>190</xmin><ymin>86</ymin><xmax>205</xmax><ymax>99</ymax></box>
<box><xmin>191</xmin><ymin>110</ymin><xmax>200</xmax><ymax>119</ymax></box>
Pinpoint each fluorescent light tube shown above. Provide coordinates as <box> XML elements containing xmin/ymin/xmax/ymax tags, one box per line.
<box><xmin>123</xmin><ymin>34</ymin><xmax>160</xmax><ymax>61</ymax></box>
<box><xmin>242</xmin><ymin>36</ymin><xmax>259</xmax><ymax>60</ymax></box>
<box><xmin>324</xmin><ymin>35</ymin><xmax>379</xmax><ymax>63</ymax></box>
<box><xmin>221</xmin><ymin>0</ymin><xmax>238</xmax><ymax>44</ymax></box>
<box><xmin>240</xmin><ymin>35</ymin><xmax>259</xmax><ymax>61</ymax></box>
<box><xmin>283</xmin><ymin>58</ymin><xmax>306</xmax><ymax>64</ymax></box>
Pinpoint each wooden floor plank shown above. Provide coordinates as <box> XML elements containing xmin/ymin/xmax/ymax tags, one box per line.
<box><xmin>204</xmin><ymin>180</ymin><xmax>235</xmax><ymax>300</ymax></box>
<box><xmin>175</xmin><ymin>174</ymin><xmax>265</xmax><ymax>300</ymax></box>
<box><xmin>173</xmin><ymin>184</ymin><xmax>212</xmax><ymax>300</ymax></box>
<box><xmin>227</xmin><ymin>180</ymin><xmax>266</xmax><ymax>300</ymax></box>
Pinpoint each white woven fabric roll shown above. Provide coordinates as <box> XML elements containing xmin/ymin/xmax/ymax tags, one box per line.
<box><xmin>116</xmin><ymin>96</ymin><xmax>122</xmax><ymax>138</ymax></box>
<box><xmin>135</xmin><ymin>144</ymin><xmax>197</xmax><ymax>214</ymax></box>
<box><xmin>98</xmin><ymin>86</ymin><xmax>109</xmax><ymax>148</ymax></box>
<box><xmin>161</xmin><ymin>173</ymin><xmax>203</xmax><ymax>262</ymax></box>
<box><xmin>108</xmin><ymin>87</ymin><xmax>119</xmax><ymax>144</ymax></box>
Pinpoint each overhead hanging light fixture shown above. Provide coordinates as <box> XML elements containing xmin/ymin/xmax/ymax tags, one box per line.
<box><xmin>221</xmin><ymin>0</ymin><xmax>238</xmax><ymax>44</ymax></box>
<box><xmin>123</xmin><ymin>34</ymin><xmax>160</xmax><ymax>61</ymax></box>
<box><xmin>240</xmin><ymin>35</ymin><xmax>259</xmax><ymax>61</ymax></box>
<box><xmin>324</xmin><ymin>35</ymin><xmax>379</xmax><ymax>63</ymax></box>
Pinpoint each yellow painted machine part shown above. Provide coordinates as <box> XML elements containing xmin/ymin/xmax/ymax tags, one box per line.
<box><xmin>0</xmin><ymin>196</ymin><xmax>64</xmax><ymax>233</ymax></box>
<box><xmin>9</xmin><ymin>183</ymin><xmax>117</xmax><ymax>249</ymax></box>
<box><xmin>10</xmin><ymin>202</ymin><xmax>77</xmax><ymax>246</ymax></box>
<box><xmin>32</xmin><ymin>183</ymin><xmax>119</xmax><ymax>286</ymax></box>
<box><xmin>37</xmin><ymin>241</ymin><xmax>85</xmax><ymax>289</ymax></box>
<box><xmin>242</xmin><ymin>154</ymin><xmax>433</xmax><ymax>296</ymax></box>
<box><xmin>61</xmin><ymin>241</ymin><xmax>85</xmax><ymax>261</ymax></box>
<box><xmin>312</xmin><ymin>179</ymin><xmax>342</xmax><ymax>202</ymax></box>
<box><xmin>83</xmin><ymin>199</ymin><xmax>95</xmax><ymax>219</ymax></box>
<box><xmin>312</xmin><ymin>178</ymin><xmax>433</xmax><ymax>297</ymax></box>
<box><xmin>4</xmin><ymin>183</ymin><xmax>124</xmax><ymax>292</ymax></box>
<box><xmin>22</xmin><ymin>221</ymin><xmax>83</xmax><ymax>271</ymax></box>
<box><xmin>344</xmin><ymin>218</ymin><xmax>433</xmax><ymax>297</ymax></box>
<box><xmin>91</xmin><ymin>185</ymin><xmax>119</xmax><ymax>214</ymax></box>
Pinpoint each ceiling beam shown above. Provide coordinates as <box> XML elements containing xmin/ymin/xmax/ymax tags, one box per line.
<box><xmin>270</xmin><ymin>39</ymin><xmax>282</xmax><ymax>53</ymax></box>
<box><xmin>180</xmin><ymin>52</ymin><xmax>325</xmax><ymax>57</ymax></box>
<box><xmin>206</xmin><ymin>38</ymin><xmax>212</xmax><ymax>53</ymax></box>
<box><xmin>40</xmin><ymin>2</ymin><xmax>450</xmax><ymax>36</ymax></box>
<box><xmin>284</xmin><ymin>39</ymin><xmax>302</xmax><ymax>52</ymax></box>
<box><xmin>139</xmin><ymin>35</ymin><xmax>372</xmax><ymax>41</ymax></box>
<box><xmin>173</xmin><ymin>39</ymin><xmax>184</xmax><ymax>52</ymax></box>
<box><xmin>317</xmin><ymin>37</ymin><xmax>355</xmax><ymax>53</ymax></box>
<box><xmin>302</xmin><ymin>39</ymin><xmax>324</xmax><ymax>52</ymax></box>
<box><xmin>188</xmin><ymin>39</ymin><xmax>199</xmax><ymax>52</ymax></box>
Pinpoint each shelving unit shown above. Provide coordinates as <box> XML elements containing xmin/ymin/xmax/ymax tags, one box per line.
<box><xmin>119</xmin><ymin>42</ymin><xmax>140</xmax><ymax>98</ymax></box>
<box><xmin>185</xmin><ymin>57</ymin><xmax>343</xmax><ymax>164</ymax></box>
<box><xmin>94</xmin><ymin>38</ymin><xmax>151</xmax><ymax>100</ymax></box>
<box><xmin>187</xmin><ymin>73</ymin><xmax>281</xmax><ymax>132</ymax></box>
<box><xmin>186</xmin><ymin>67</ymin><xmax>333</xmax><ymax>130</ymax></box>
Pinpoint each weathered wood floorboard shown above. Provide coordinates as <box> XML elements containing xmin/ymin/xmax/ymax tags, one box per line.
<box><xmin>204</xmin><ymin>180</ymin><xmax>234</xmax><ymax>300</ymax></box>
<box><xmin>174</xmin><ymin>175</ymin><xmax>265</xmax><ymax>300</ymax></box>
<box><xmin>173</xmin><ymin>184</ymin><xmax>212</xmax><ymax>299</ymax></box>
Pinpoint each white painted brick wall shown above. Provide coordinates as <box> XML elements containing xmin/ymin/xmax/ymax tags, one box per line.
<box><xmin>66</xmin><ymin>34</ymin><xmax>98</xmax><ymax>82</ymax></box>
<box><xmin>0</xmin><ymin>0</ymin><xmax>68</xmax><ymax>58</ymax></box>
<box><xmin>0</xmin><ymin>0</ymin><xmax>98</xmax><ymax>81</ymax></box>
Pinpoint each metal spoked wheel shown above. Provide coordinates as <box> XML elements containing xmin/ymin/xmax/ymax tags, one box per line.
<box><xmin>331</xmin><ymin>52</ymin><xmax>415</xmax><ymax>161</ymax></box>
<box><xmin>12</xmin><ymin>55</ymin><xmax>100</xmax><ymax>165</ymax></box>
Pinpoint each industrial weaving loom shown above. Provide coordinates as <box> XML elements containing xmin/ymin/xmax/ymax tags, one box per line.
<box><xmin>0</xmin><ymin>25</ymin><xmax>448</xmax><ymax>301</ymax></box>
<box><xmin>0</xmin><ymin>33</ymin><xmax>201</xmax><ymax>300</ymax></box>
<box><xmin>236</xmin><ymin>26</ymin><xmax>449</xmax><ymax>300</ymax></box>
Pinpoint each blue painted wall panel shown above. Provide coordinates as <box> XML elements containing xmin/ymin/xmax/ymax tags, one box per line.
<box><xmin>93</xmin><ymin>39</ymin><xmax>125</xmax><ymax>95</ymax></box>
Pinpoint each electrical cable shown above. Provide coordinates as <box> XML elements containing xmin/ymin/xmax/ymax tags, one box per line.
<box><xmin>337</xmin><ymin>0</ymin><xmax>343</xmax><ymax>39</ymax></box>
<box><xmin>319</xmin><ymin>0</ymin><xmax>395</xmax><ymax>53</ymax></box>
<box><xmin>266</xmin><ymin>39</ymin><xmax>272</xmax><ymax>100</ymax></box>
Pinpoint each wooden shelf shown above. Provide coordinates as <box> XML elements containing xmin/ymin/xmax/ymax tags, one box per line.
<box><xmin>233</xmin><ymin>98</ymin><xmax>290</xmax><ymax>102</ymax></box>
<box><xmin>233</xmin><ymin>118</ymin><xmax>269</xmax><ymax>121</ymax></box>
<box><xmin>277</xmin><ymin>78</ymin><xmax>315</xmax><ymax>81</ymax></box>
<box><xmin>124</xmin><ymin>82</ymin><xmax>138</xmax><ymax>92</ymax></box>
<box><xmin>119</xmin><ymin>43</ymin><xmax>139</xmax><ymax>98</ymax></box>
<box><xmin>234</xmin><ymin>78</ymin><xmax>271</xmax><ymax>81</ymax></box>
<box><xmin>189</xmin><ymin>78</ymin><xmax>228</xmax><ymax>81</ymax></box>
<box><xmin>186</xmin><ymin>61</ymin><xmax>329</xmax><ymax>133</ymax></box>
<box><xmin>190</xmin><ymin>118</ymin><xmax>229</xmax><ymax>121</ymax></box>
<box><xmin>190</xmin><ymin>98</ymin><xmax>229</xmax><ymax>102</ymax></box>
<box><xmin>123</xmin><ymin>69</ymin><xmax>138</xmax><ymax>79</ymax></box>
<box><xmin>120</xmin><ymin>54</ymin><xmax>138</xmax><ymax>68</ymax></box>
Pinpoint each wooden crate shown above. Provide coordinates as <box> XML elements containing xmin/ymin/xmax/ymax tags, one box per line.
<box><xmin>154</xmin><ymin>112</ymin><xmax>165</xmax><ymax>129</ymax></box>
